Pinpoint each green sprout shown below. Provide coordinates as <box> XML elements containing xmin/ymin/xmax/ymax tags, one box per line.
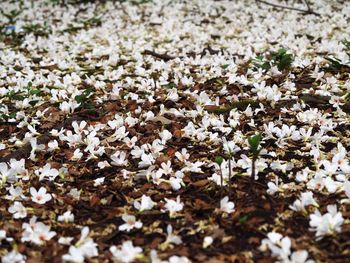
<box><xmin>253</xmin><ymin>48</ymin><xmax>294</xmax><ymax>71</ymax></box>
<box><xmin>324</xmin><ymin>40</ymin><xmax>350</xmax><ymax>72</ymax></box>
<box><xmin>248</xmin><ymin>133</ymin><xmax>263</xmax><ymax>180</ymax></box>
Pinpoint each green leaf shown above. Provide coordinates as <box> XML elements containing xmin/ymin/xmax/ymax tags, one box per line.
<box><xmin>215</xmin><ymin>156</ymin><xmax>224</xmax><ymax>166</ymax></box>
<box><xmin>248</xmin><ymin>133</ymin><xmax>262</xmax><ymax>154</ymax></box>
<box><xmin>161</xmin><ymin>82</ymin><xmax>177</xmax><ymax>89</ymax></box>
<box><xmin>273</xmin><ymin>48</ymin><xmax>293</xmax><ymax>71</ymax></box>
<box><xmin>29</xmin><ymin>89</ymin><xmax>41</xmax><ymax>96</ymax></box>
<box><xmin>222</xmin><ymin>64</ymin><xmax>230</xmax><ymax>69</ymax></box>
<box><xmin>325</xmin><ymin>57</ymin><xmax>344</xmax><ymax>70</ymax></box>
<box><xmin>341</xmin><ymin>39</ymin><xmax>350</xmax><ymax>49</ymax></box>
<box><xmin>238</xmin><ymin>215</ymin><xmax>249</xmax><ymax>224</ymax></box>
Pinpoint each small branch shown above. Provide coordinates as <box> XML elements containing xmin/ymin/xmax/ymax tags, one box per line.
<box><xmin>303</xmin><ymin>0</ymin><xmax>312</xmax><ymax>12</ymax></box>
<box><xmin>255</xmin><ymin>0</ymin><xmax>320</xmax><ymax>16</ymax></box>
<box><xmin>142</xmin><ymin>50</ymin><xmax>175</xmax><ymax>61</ymax></box>
<box><xmin>200</xmin><ymin>46</ymin><xmax>223</xmax><ymax>58</ymax></box>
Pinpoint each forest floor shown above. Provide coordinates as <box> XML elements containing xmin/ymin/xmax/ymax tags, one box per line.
<box><xmin>1</xmin><ymin>0</ymin><xmax>350</xmax><ymax>262</ymax></box>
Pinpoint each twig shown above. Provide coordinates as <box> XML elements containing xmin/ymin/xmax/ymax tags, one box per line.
<box><xmin>303</xmin><ymin>0</ymin><xmax>312</xmax><ymax>12</ymax></box>
<box><xmin>255</xmin><ymin>0</ymin><xmax>320</xmax><ymax>16</ymax></box>
<box><xmin>142</xmin><ymin>50</ymin><xmax>175</xmax><ymax>61</ymax></box>
<box><xmin>200</xmin><ymin>46</ymin><xmax>223</xmax><ymax>58</ymax></box>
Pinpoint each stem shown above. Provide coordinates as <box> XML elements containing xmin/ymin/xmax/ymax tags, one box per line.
<box><xmin>255</xmin><ymin>0</ymin><xmax>320</xmax><ymax>16</ymax></box>
<box><xmin>219</xmin><ymin>165</ymin><xmax>223</xmax><ymax>190</ymax></box>
<box><xmin>228</xmin><ymin>156</ymin><xmax>232</xmax><ymax>187</ymax></box>
<box><xmin>304</xmin><ymin>0</ymin><xmax>311</xmax><ymax>12</ymax></box>
<box><xmin>218</xmin><ymin>164</ymin><xmax>224</xmax><ymax>197</ymax></box>
<box><xmin>251</xmin><ymin>156</ymin><xmax>256</xmax><ymax>180</ymax></box>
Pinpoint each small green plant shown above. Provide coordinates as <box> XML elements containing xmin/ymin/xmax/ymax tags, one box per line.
<box><xmin>74</xmin><ymin>87</ymin><xmax>95</xmax><ymax>109</ymax></box>
<box><xmin>1</xmin><ymin>9</ymin><xmax>22</xmax><ymax>24</ymax></box>
<box><xmin>253</xmin><ymin>48</ymin><xmax>294</xmax><ymax>71</ymax></box>
<box><xmin>341</xmin><ymin>39</ymin><xmax>350</xmax><ymax>49</ymax></box>
<box><xmin>63</xmin><ymin>17</ymin><xmax>102</xmax><ymax>33</ymax></box>
<box><xmin>325</xmin><ymin>57</ymin><xmax>347</xmax><ymax>70</ymax></box>
<box><xmin>248</xmin><ymin>133</ymin><xmax>263</xmax><ymax>180</ymax></box>
<box><xmin>324</xmin><ymin>40</ymin><xmax>350</xmax><ymax>71</ymax></box>
<box><xmin>22</xmin><ymin>23</ymin><xmax>52</xmax><ymax>37</ymax></box>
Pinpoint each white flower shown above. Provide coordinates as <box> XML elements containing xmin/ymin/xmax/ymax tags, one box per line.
<box><xmin>175</xmin><ymin>148</ymin><xmax>190</xmax><ymax>162</ymax></box>
<box><xmin>0</xmin><ymin>230</ymin><xmax>6</xmax><ymax>242</ymax></box>
<box><xmin>8</xmin><ymin>201</ymin><xmax>27</xmax><ymax>219</ymax></box>
<box><xmin>267</xmin><ymin>182</ymin><xmax>279</xmax><ymax>195</ymax></box>
<box><xmin>62</xmin><ymin>227</ymin><xmax>98</xmax><ymax>262</ymax></box>
<box><xmin>21</xmin><ymin>217</ymin><xmax>56</xmax><ymax>245</ymax></box>
<box><xmin>290</xmin><ymin>192</ymin><xmax>318</xmax><ymax>213</ymax></box>
<box><xmin>159</xmin><ymin>161</ymin><xmax>173</xmax><ymax>175</ymax></box>
<box><xmin>159</xmin><ymin>129</ymin><xmax>172</xmax><ymax>144</ymax></box>
<box><xmin>93</xmin><ymin>177</ymin><xmax>105</xmax><ymax>186</ymax></box>
<box><xmin>261</xmin><ymin>232</ymin><xmax>314</xmax><ymax>262</ymax></box>
<box><xmin>164</xmin><ymin>224</ymin><xmax>182</xmax><ymax>245</ymax></box>
<box><xmin>98</xmin><ymin>161</ymin><xmax>110</xmax><ymax>169</ymax></box>
<box><xmin>332</xmin><ymin>152</ymin><xmax>350</xmax><ymax>173</ymax></box>
<box><xmin>220</xmin><ymin>196</ymin><xmax>235</xmax><ymax>214</ymax></box>
<box><xmin>164</xmin><ymin>196</ymin><xmax>184</xmax><ymax>216</ymax></box>
<box><xmin>289</xmin><ymin>250</ymin><xmax>315</xmax><ymax>263</ymax></box>
<box><xmin>110</xmin><ymin>151</ymin><xmax>128</xmax><ymax>166</ymax></box>
<box><xmin>71</xmin><ymin>149</ymin><xmax>83</xmax><ymax>161</ymax></box>
<box><xmin>110</xmin><ymin>241</ymin><xmax>143</xmax><ymax>263</ymax></box>
<box><xmin>5</xmin><ymin>185</ymin><xmax>26</xmax><ymax>200</ymax></box>
<box><xmin>29</xmin><ymin>138</ymin><xmax>45</xmax><ymax>161</ymax></box>
<box><xmin>30</xmin><ymin>187</ymin><xmax>52</xmax><ymax>204</ymax></box>
<box><xmin>72</xmin><ymin>121</ymin><xmax>87</xmax><ymax>135</ymax></box>
<box><xmin>222</xmin><ymin>138</ymin><xmax>240</xmax><ymax>155</ymax></box>
<box><xmin>59</xmin><ymin>100</ymin><xmax>80</xmax><ymax>114</ymax></box>
<box><xmin>139</xmin><ymin>153</ymin><xmax>155</xmax><ymax>168</ymax></box>
<box><xmin>309</xmin><ymin>204</ymin><xmax>344</xmax><ymax>240</ymax></box>
<box><xmin>68</xmin><ymin>188</ymin><xmax>81</xmax><ymax>199</ymax></box>
<box><xmin>261</xmin><ymin>232</ymin><xmax>291</xmax><ymax>260</ymax></box>
<box><xmin>344</xmin><ymin>180</ymin><xmax>350</xmax><ymax>199</ymax></box>
<box><xmin>168</xmin><ymin>255</ymin><xmax>190</xmax><ymax>263</ymax></box>
<box><xmin>134</xmin><ymin>195</ymin><xmax>155</xmax><ymax>211</ymax></box>
<box><xmin>124</xmin><ymin>136</ymin><xmax>138</xmax><ymax>148</ymax></box>
<box><xmin>62</xmin><ymin>246</ymin><xmax>85</xmax><ymax>263</ymax></box>
<box><xmin>203</xmin><ymin>236</ymin><xmax>214</xmax><ymax>248</ymax></box>
<box><xmin>35</xmin><ymin>163</ymin><xmax>59</xmax><ymax>181</ymax></box>
<box><xmin>119</xmin><ymin>214</ymin><xmax>143</xmax><ymax>232</ymax></box>
<box><xmin>150</xmin><ymin>250</ymin><xmax>166</xmax><ymax>263</ymax></box>
<box><xmin>58</xmin><ymin>237</ymin><xmax>74</xmax><ymax>245</ymax></box>
<box><xmin>108</xmin><ymin>126</ymin><xmax>129</xmax><ymax>142</ymax></box>
<box><xmin>0</xmin><ymin>162</ymin><xmax>16</xmax><ymax>185</ymax></box>
<box><xmin>58</xmin><ymin>211</ymin><xmax>75</xmax><ymax>223</ymax></box>
<box><xmin>47</xmin><ymin>140</ymin><xmax>59</xmax><ymax>151</ymax></box>
<box><xmin>0</xmin><ymin>229</ymin><xmax>12</xmax><ymax>243</ymax></box>
<box><xmin>1</xmin><ymin>250</ymin><xmax>26</xmax><ymax>263</ymax></box>
<box><xmin>152</xmin><ymin>171</ymin><xmax>163</xmax><ymax>185</ymax></box>
<box><xmin>169</xmin><ymin>177</ymin><xmax>183</xmax><ymax>191</ymax></box>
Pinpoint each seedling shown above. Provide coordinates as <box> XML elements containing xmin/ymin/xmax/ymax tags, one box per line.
<box><xmin>74</xmin><ymin>87</ymin><xmax>95</xmax><ymax>109</ymax></box>
<box><xmin>1</xmin><ymin>8</ymin><xmax>22</xmax><ymax>24</ymax></box>
<box><xmin>324</xmin><ymin>40</ymin><xmax>350</xmax><ymax>72</ymax></box>
<box><xmin>253</xmin><ymin>48</ymin><xmax>294</xmax><ymax>71</ymax></box>
<box><xmin>22</xmin><ymin>23</ymin><xmax>52</xmax><ymax>37</ymax></box>
<box><xmin>248</xmin><ymin>133</ymin><xmax>263</xmax><ymax>180</ymax></box>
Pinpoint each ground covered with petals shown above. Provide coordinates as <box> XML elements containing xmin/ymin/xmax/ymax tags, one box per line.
<box><xmin>1</xmin><ymin>0</ymin><xmax>350</xmax><ymax>262</ymax></box>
